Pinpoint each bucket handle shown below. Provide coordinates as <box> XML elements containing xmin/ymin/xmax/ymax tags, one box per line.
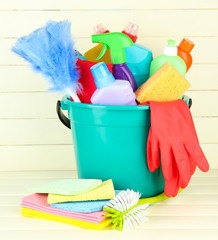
<box><xmin>188</xmin><ymin>98</ymin><xmax>192</xmax><ymax>108</ymax></box>
<box><xmin>56</xmin><ymin>97</ymin><xmax>192</xmax><ymax>130</ymax></box>
<box><xmin>56</xmin><ymin>101</ymin><xmax>71</xmax><ymax>129</ymax></box>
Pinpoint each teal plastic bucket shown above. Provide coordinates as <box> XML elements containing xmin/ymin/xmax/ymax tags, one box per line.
<box><xmin>57</xmin><ymin>96</ymin><xmax>165</xmax><ymax>198</ymax></box>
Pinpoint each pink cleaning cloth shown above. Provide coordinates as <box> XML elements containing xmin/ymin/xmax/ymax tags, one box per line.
<box><xmin>21</xmin><ymin>193</ymin><xmax>105</xmax><ymax>224</ymax></box>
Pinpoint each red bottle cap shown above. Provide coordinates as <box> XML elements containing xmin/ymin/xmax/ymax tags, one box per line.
<box><xmin>179</xmin><ymin>38</ymin><xmax>195</xmax><ymax>53</ymax></box>
<box><xmin>122</xmin><ymin>31</ymin><xmax>137</xmax><ymax>43</ymax></box>
<box><xmin>122</xmin><ymin>23</ymin><xmax>138</xmax><ymax>43</ymax></box>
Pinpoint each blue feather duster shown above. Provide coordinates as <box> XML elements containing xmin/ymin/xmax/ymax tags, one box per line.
<box><xmin>12</xmin><ymin>20</ymin><xmax>80</xmax><ymax>102</ymax></box>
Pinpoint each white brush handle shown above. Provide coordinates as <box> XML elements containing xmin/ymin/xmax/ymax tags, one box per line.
<box><xmin>66</xmin><ymin>88</ymin><xmax>81</xmax><ymax>103</ymax></box>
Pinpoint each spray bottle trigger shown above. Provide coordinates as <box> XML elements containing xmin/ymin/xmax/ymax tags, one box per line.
<box><xmin>96</xmin><ymin>43</ymin><xmax>108</xmax><ymax>60</ymax></box>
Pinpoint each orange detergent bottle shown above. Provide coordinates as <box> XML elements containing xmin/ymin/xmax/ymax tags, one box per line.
<box><xmin>178</xmin><ymin>38</ymin><xmax>195</xmax><ymax>72</ymax></box>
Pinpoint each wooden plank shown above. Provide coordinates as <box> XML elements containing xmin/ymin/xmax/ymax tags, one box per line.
<box><xmin>188</xmin><ymin>64</ymin><xmax>218</xmax><ymax>91</ymax></box>
<box><xmin>5</xmin><ymin>36</ymin><xmax>218</xmax><ymax>65</ymax></box>
<box><xmin>0</xmin><ymin>178</ymin><xmax>71</xmax><ymax>186</ymax></box>
<box><xmin>188</xmin><ymin>91</ymin><xmax>218</xmax><ymax>117</ymax></box>
<box><xmin>0</xmin><ymin>92</ymin><xmax>66</xmax><ymax>118</ymax></box>
<box><xmin>194</xmin><ymin>117</ymin><xmax>218</xmax><ymax>143</ymax></box>
<box><xmin>0</xmin><ymin>119</ymin><xmax>73</xmax><ymax>145</ymax></box>
<box><xmin>0</xmin><ymin>145</ymin><xmax>76</xmax><ymax>171</ymax></box>
<box><xmin>0</xmin><ymin>185</ymin><xmax>29</xmax><ymax>195</ymax></box>
<box><xmin>0</xmin><ymin>91</ymin><xmax>217</xmax><ymax>118</ymax></box>
<box><xmin>1</xmin><ymin>64</ymin><xmax>218</xmax><ymax>92</ymax></box>
<box><xmin>0</xmin><ymin>206</ymin><xmax>21</xmax><ymax>217</ymax></box>
<box><xmin>141</xmin><ymin>216</ymin><xmax>218</xmax><ymax>229</ymax></box>
<box><xmin>190</xmin><ymin>177</ymin><xmax>218</xmax><ymax>185</ymax></box>
<box><xmin>0</xmin><ymin>217</ymin><xmax>74</xmax><ymax>230</ymax></box>
<box><xmin>148</xmin><ymin>204</ymin><xmax>218</xmax><ymax>216</ymax></box>
<box><xmin>0</xmin><ymin>92</ymin><xmax>61</xmax><ymax>118</ymax></box>
<box><xmin>0</xmin><ymin>171</ymin><xmax>76</xmax><ymax>179</ymax></box>
<box><xmin>158</xmin><ymin>194</ymin><xmax>218</xmax><ymax>205</ymax></box>
<box><xmin>0</xmin><ymin>10</ymin><xmax>217</xmax><ymax>38</ymax></box>
<box><xmin>0</xmin><ymin>66</ymin><xmax>50</xmax><ymax>92</ymax></box>
<box><xmin>182</xmin><ymin>185</ymin><xmax>218</xmax><ymax>194</ymax></box>
<box><xmin>1</xmin><ymin>0</ymin><xmax>218</xmax><ymax>10</ymax></box>
<box><xmin>0</xmin><ymin>215</ymin><xmax>217</xmax><ymax>229</ymax></box>
<box><xmin>200</xmin><ymin>144</ymin><xmax>218</xmax><ymax>169</ymax></box>
<box><xmin>194</xmin><ymin>169</ymin><xmax>218</xmax><ymax>177</ymax></box>
<box><xmin>0</xmin><ymin>229</ymin><xmax>218</xmax><ymax>240</ymax></box>
<box><xmin>0</xmin><ymin>196</ymin><xmax>23</xmax><ymax>206</ymax></box>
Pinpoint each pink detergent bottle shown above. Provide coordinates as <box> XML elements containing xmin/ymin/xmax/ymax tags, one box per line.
<box><xmin>90</xmin><ymin>62</ymin><xmax>136</xmax><ymax>105</ymax></box>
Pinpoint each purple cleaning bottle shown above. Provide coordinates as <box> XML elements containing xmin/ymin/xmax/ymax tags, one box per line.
<box><xmin>90</xmin><ymin>62</ymin><xmax>136</xmax><ymax>105</ymax></box>
<box><xmin>113</xmin><ymin>63</ymin><xmax>137</xmax><ymax>91</ymax></box>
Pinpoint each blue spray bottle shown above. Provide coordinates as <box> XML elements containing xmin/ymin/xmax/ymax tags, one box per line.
<box><xmin>122</xmin><ymin>23</ymin><xmax>153</xmax><ymax>87</ymax></box>
<box><xmin>92</xmin><ymin>32</ymin><xmax>137</xmax><ymax>91</ymax></box>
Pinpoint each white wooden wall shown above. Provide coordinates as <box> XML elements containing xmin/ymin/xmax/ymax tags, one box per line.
<box><xmin>0</xmin><ymin>0</ymin><xmax>218</xmax><ymax>171</ymax></box>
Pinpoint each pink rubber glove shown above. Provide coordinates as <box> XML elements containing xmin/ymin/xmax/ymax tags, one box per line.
<box><xmin>142</xmin><ymin>100</ymin><xmax>209</xmax><ymax>197</ymax></box>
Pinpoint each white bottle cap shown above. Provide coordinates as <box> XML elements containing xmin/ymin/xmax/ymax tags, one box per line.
<box><xmin>123</xmin><ymin>22</ymin><xmax>138</xmax><ymax>37</ymax></box>
<box><xmin>93</xmin><ymin>23</ymin><xmax>108</xmax><ymax>34</ymax></box>
<box><xmin>163</xmin><ymin>40</ymin><xmax>177</xmax><ymax>56</ymax></box>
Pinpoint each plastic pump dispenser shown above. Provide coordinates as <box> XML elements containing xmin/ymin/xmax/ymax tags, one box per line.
<box><xmin>163</xmin><ymin>40</ymin><xmax>178</xmax><ymax>55</ymax></box>
<box><xmin>90</xmin><ymin>62</ymin><xmax>136</xmax><ymax>105</ymax></box>
<box><xmin>92</xmin><ymin>32</ymin><xmax>137</xmax><ymax>91</ymax></box>
<box><xmin>149</xmin><ymin>40</ymin><xmax>186</xmax><ymax>77</ymax></box>
<box><xmin>84</xmin><ymin>24</ymin><xmax>111</xmax><ymax>64</ymax></box>
<box><xmin>122</xmin><ymin>23</ymin><xmax>153</xmax><ymax>87</ymax></box>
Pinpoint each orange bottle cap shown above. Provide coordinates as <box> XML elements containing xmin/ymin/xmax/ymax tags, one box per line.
<box><xmin>179</xmin><ymin>38</ymin><xmax>195</xmax><ymax>53</ymax></box>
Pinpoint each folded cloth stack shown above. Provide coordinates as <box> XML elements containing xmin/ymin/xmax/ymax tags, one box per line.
<box><xmin>21</xmin><ymin>179</ymin><xmax>116</xmax><ymax>230</ymax></box>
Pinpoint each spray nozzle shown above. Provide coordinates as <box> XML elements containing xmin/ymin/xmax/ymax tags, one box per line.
<box><xmin>96</xmin><ymin>43</ymin><xmax>109</xmax><ymax>60</ymax></box>
<box><xmin>92</xmin><ymin>32</ymin><xmax>133</xmax><ymax>64</ymax></box>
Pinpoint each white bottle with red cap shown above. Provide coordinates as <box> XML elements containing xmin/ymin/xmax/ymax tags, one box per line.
<box><xmin>122</xmin><ymin>23</ymin><xmax>153</xmax><ymax>88</ymax></box>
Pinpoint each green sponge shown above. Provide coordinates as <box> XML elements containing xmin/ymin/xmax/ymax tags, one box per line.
<box><xmin>29</xmin><ymin>179</ymin><xmax>102</xmax><ymax>196</ymax></box>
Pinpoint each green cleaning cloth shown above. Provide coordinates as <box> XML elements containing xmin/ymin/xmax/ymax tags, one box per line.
<box><xmin>29</xmin><ymin>179</ymin><xmax>102</xmax><ymax>196</ymax></box>
<box><xmin>48</xmin><ymin>180</ymin><xmax>115</xmax><ymax>204</ymax></box>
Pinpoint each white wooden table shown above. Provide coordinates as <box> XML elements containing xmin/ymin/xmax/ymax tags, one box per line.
<box><xmin>0</xmin><ymin>170</ymin><xmax>218</xmax><ymax>240</ymax></box>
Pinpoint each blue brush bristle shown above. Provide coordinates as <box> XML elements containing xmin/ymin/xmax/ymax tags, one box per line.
<box><xmin>12</xmin><ymin>20</ymin><xmax>80</xmax><ymax>93</ymax></box>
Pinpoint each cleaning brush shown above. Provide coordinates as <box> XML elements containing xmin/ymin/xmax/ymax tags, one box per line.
<box><xmin>103</xmin><ymin>189</ymin><xmax>182</xmax><ymax>231</ymax></box>
<box><xmin>12</xmin><ymin>20</ymin><xmax>80</xmax><ymax>102</ymax></box>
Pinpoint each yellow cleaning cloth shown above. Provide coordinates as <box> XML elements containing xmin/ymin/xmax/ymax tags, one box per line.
<box><xmin>135</xmin><ymin>62</ymin><xmax>191</xmax><ymax>103</ymax></box>
<box><xmin>21</xmin><ymin>207</ymin><xmax>110</xmax><ymax>230</ymax></box>
<box><xmin>48</xmin><ymin>179</ymin><xmax>115</xmax><ymax>204</ymax></box>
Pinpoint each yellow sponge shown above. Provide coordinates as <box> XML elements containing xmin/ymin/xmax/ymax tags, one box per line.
<box><xmin>135</xmin><ymin>62</ymin><xmax>191</xmax><ymax>103</ymax></box>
